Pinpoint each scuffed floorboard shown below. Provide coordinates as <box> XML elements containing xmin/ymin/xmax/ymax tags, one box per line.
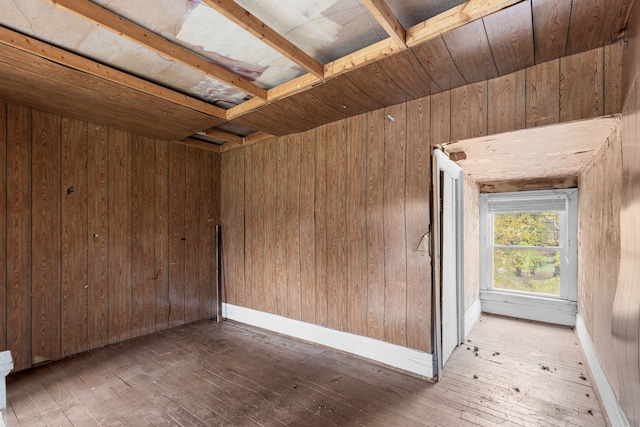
<box><xmin>4</xmin><ymin>313</ymin><xmax>605</xmax><ymax>426</ymax></box>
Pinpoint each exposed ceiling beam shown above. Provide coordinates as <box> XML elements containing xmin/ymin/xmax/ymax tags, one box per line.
<box><xmin>225</xmin><ymin>1</ymin><xmax>524</xmax><ymax>121</ymax></box>
<box><xmin>227</xmin><ymin>97</ymin><xmax>267</xmax><ymax>120</ymax></box>
<box><xmin>205</xmin><ymin>128</ymin><xmax>244</xmax><ymax>144</ymax></box>
<box><xmin>178</xmin><ymin>137</ymin><xmax>221</xmax><ymax>153</ymax></box>
<box><xmin>406</xmin><ymin>0</ymin><xmax>524</xmax><ymax>47</ymax></box>
<box><xmin>201</xmin><ymin>0</ymin><xmax>325</xmax><ymax>79</ymax></box>
<box><xmin>45</xmin><ymin>0</ymin><xmax>268</xmax><ymax>99</ymax></box>
<box><xmin>42</xmin><ymin>0</ymin><xmax>527</xmax><ymax>128</ymax></box>
<box><xmin>219</xmin><ymin>131</ymin><xmax>275</xmax><ymax>152</ymax></box>
<box><xmin>183</xmin><ymin>129</ymin><xmax>274</xmax><ymax>152</ymax></box>
<box><xmin>0</xmin><ymin>25</ymin><xmax>227</xmax><ymax>120</ymax></box>
<box><xmin>268</xmin><ymin>73</ymin><xmax>323</xmax><ymax>102</ymax></box>
<box><xmin>243</xmin><ymin>131</ymin><xmax>275</xmax><ymax>145</ymax></box>
<box><xmin>324</xmin><ymin>37</ymin><xmax>404</xmax><ymax>78</ymax></box>
<box><xmin>361</xmin><ymin>0</ymin><xmax>407</xmax><ymax>47</ymax></box>
<box><xmin>226</xmin><ymin>37</ymin><xmax>403</xmax><ymax>118</ymax></box>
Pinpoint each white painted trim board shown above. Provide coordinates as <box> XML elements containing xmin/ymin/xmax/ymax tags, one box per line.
<box><xmin>0</xmin><ymin>351</ymin><xmax>13</xmax><ymax>427</ymax></box>
<box><xmin>464</xmin><ymin>299</ymin><xmax>482</xmax><ymax>338</ymax></box>
<box><xmin>575</xmin><ymin>315</ymin><xmax>629</xmax><ymax>427</ymax></box>
<box><xmin>222</xmin><ymin>304</ymin><xmax>434</xmax><ymax>378</ymax></box>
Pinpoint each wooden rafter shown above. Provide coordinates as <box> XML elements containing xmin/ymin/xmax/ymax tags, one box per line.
<box><xmin>243</xmin><ymin>131</ymin><xmax>274</xmax><ymax>145</ymax></box>
<box><xmin>201</xmin><ymin>0</ymin><xmax>325</xmax><ymax>79</ymax></box>
<box><xmin>225</xmin><ymin>38</ymin><xmax>400</xmax><ymax>121</ymax></box>
<box><xmin>205</xmin><ymin>128</ymin><xmax>244</xmax><ymax>144</ymax></box>
<box><xmin>45</xmin><ymin>0</ymin><xmax>268</xmax><ymax>99</ymax></box>
<box><xmin>225</xmin><ymin>37</ymin><xmax>404</xmax><ymax>119</ymax></box>
<box><xmin>324</xmin><ymin>38</ymin><xmax>405</xmax><ymax>78</ymax></box>
<box><xmin>0</xmin><ymin>25</ymin><xmax>227</xmax><ymax>120</ymax></box>
<box><xmin>182</xmin><ymin>129</ymin><xmax>274</xmax><ymax>152</ymax></box>
<box><xmin>218</xmin><ymin>131</ymin><xmax>275</xmax><ymax>152</ymax></box>
<box><xmin>268</xmin><ymin>73</ymin><xmax>323</xmax><ymax>102</ymax></box>
<box><xmin>30</xmin><ymin>0</ymin><xmax>532</xmax><ymax>135</ymax></box>
<box><xmin>227</xmin><ymin>0</ymin><xmax>525</xmax><ymax>119</ymax></box>
<box><xmin>226</xmin><ymin>97</ymin><xmax>268</xmax><ymax>120</ymax></box>
<box><xmin>406</xmin><ymin>0</ymin><xmax>524</xmax><ymax>47</ymax></box>
<box><xmin>178</xmin><ymin>137</ymin><xmax>221</xmax><ymax>153</ymax></box>
<box><xmin>361</xmin><ymin>0</ymin><xmax>407</xmax><ymax>47</ymax></box>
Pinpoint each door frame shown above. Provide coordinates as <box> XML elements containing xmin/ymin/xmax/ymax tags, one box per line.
<box><xmin>432</xmin><ymin>149</ymin><xmax>465</xmax><ymax>380</ymax></box>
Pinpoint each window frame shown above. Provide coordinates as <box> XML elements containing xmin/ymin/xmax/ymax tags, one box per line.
<box><xmin>479</xmin><ymin>189</ymin><xmax>578</xmax><ymax>324</ymax></box>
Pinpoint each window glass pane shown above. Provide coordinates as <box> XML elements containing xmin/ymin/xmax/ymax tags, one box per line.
<box><xmin>494</xmin><ymin>248</ymin><xmax>560</xmax><ymax>295</ymax></box>
<box><xmin>494</xmin><ymin>212</ymin><xmax>560</xmax><ymax>247</ymax></box>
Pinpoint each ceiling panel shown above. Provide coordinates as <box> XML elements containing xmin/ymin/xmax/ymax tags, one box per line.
<box><xmin>94</xmin><ymin>0</ymin><xmax>306</xmax><ymax>89</ymax></box>
<box><xmin>308</xmin><ymin>75</ymin><xmax>384</xmax><ymax>115</ymax></box>
<box><xmin>377</xmin><ymin>50</ymin><xmax>440</xmax><ymax>99</ymax></box>
<box><xmin>412</xmin><ymin>36</ymin><xmax>466</xmax><ymax>90</ymax></box>
<box><xmin>346</xmin><ymin>62</ymin><xmax>410</xmax><ymax>106</ymax></box>
<box><xmin>233</xmin><ymin>101</ymin><xmax>313</xmax><ymax>135</ymax></box>
<box><xmin>0</xmin><ymin>0</ymin><xmax>252</xmax><ymax>108</ymax></box>
<box><xmin>386</xmin><ymin>0</ymin><xmax>464</xmax><ymax>28</ymax></box>
<box><xmin>484</xmin><ymin>1</ymin><xmax>535</xmax><ymax>76</ymax></box>
<box><xmin>566</xmin><ymin>0</ymin><xmax>633</xmax><ymax>55</ymax></box>
<box><xmin>286</xmin><ymin>91</ymin><xmax>349</xmax><ymax>127</ymax></box>
<box><xmin>229</xmin><ymin>108</ymin><xmax>283</xmax><ymax>136</ymax></box>
<box><xmin>234</xmin><ymin>0</ymin><xmax>389</xmax><ymax>63</ymax></box>
<box><xmin>442</xmin><ymin>19</ymin><xmax>499</xmax><ymax>83</ymax></box>
<box><xmin>0</xmin><ymin>0</ymin><xmax>633</xmax><ymax>142</ymax></box>
<box><xmin>0</xmin><ymin>42</ymin><xmax>223</xmax><ymax>139</ymax></box>
<box><xmin>531</xmin><ymin>0</ymin><xmax>571</xmax><ymax>63</ymax></box>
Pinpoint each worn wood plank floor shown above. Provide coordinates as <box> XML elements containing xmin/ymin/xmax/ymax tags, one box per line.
<box><xmin>4</xmin><ymin>314</ymin><xmax>606</xmax><ymax>426</ymax></box>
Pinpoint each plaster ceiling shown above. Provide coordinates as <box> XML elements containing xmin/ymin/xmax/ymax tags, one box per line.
<box><xmin>438</xmin><ymin>115</ymin><xmax>621</xmax><ymax>191</ymax></box>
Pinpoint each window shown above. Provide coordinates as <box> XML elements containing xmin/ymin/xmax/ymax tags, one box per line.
<box><xmin>479</xmin><ymin>189</ymin><xmax>578</xmax><ymax>325</ymax></box>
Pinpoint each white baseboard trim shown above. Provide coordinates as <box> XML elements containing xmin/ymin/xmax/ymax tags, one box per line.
<box><xmin>575</xmin><ymin>315</ymin><xmax>629</xmax><ymax>427</ymax></box>
<box><xmin>222</xmin><ymin>304</ymin><xmax>434</xmax><ymax>378</ymax></box>
<box><xmin>464</xmin><ymin>299</ymin><xmax>482</xmax><ymax>338</ymax></box>
<box><xmin>480</xmin><ymin>291</ymin><xmax>577</xmax><ymax>326</ymax></box>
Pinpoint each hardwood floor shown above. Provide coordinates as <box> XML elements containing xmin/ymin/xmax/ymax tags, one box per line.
<box><xmin>4</xmin><ymin>314</ymin><xmax>605</xmax><ymax>426</ymax></box>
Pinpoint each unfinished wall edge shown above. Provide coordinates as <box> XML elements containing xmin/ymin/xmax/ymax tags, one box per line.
<box><xmin>579</xmin><ymin>114</ymin><xmax>623</xmax><ymax>176</ymax></box>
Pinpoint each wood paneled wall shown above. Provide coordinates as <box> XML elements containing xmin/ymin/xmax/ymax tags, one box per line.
<box><xmin>430</xmin><ymin>43</ymin><xmax>622</xmax><ymax>141</ymax></box>
<box><xmin>616</xmin><ymin>0</ymin><xmax>640</xmax><ymax>422</ymax></box>
<box><xmin>221</xmin><ymin>44</ymin><xmax>623</xmax><ymax>353</ymax></box>
<box><xmin>0</xmin><ymin>101</ymin><xmax>220</xmax><ymax>372</ymax></box>
<box><xmin>0</xmin><ymin>43</ymin><xmax>617</xmax><ymax>369</ymax></box>
<box><xmin>222</xmin><ymin>100</ymin><xmax>433</xmax><ymax>353</ymax></box>
<box><xmin>577</xmin><ymin>132</ymin><xmax>622</xmax><ymax>400</ymax></box>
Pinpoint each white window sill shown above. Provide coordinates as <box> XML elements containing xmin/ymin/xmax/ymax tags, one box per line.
<box><xmin>480</xmin><ymin>290</ymin><xmax>577</xmax><ymax>326</ymax></box>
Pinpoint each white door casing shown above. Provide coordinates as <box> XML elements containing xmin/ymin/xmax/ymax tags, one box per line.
<box><xmin>433</xmin><ymin>149</ymin><xmax>464</xmax><ymax>372</ymax></box>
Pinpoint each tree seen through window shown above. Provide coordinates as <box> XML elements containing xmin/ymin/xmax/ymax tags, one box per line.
<box><xmin>493</xmin><ymin>212</ymin><xmax>561</xmax><ymax>295</ymax></box>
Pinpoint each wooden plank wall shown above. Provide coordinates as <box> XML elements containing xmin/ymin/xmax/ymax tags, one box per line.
<box><xmin>0</xmin><ymin>101</ymin><xmax>221</xmax><ymax>372</ymax></box>
<box><xmin>222</xmin><ymin>101</ymin><xmax>433</xmax><ymax>352</ymax></box>
<box><xmin>577</xmin><ymin>132</ymin><xmax>622</xmax><ymax>402</ymax></box>
<box><xmin>221</xmin><ymin>44</ymin><xmax>621</xmax><ymax>353</ymax></box>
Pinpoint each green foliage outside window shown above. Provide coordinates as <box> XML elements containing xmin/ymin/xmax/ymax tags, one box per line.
<box><xmin>493</xmin><ymin>212</ymin><xmax>561</xmax><ymax>295</ymax></box>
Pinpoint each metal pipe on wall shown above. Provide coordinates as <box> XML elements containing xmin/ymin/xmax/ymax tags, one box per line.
<box><xmin>215</xmin><ymin>224</ymin><xmax>223</xmax><ymax>323</ymax></box>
